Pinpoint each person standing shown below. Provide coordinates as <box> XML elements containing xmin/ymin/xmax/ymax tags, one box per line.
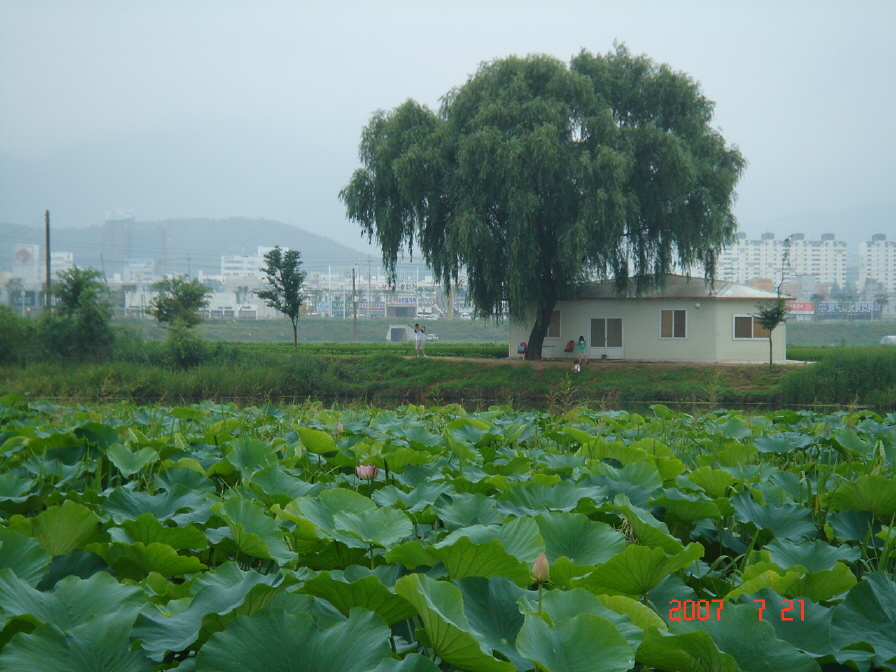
<box><xmin>576</xmin><ymin>335</ymin><xmax>587</xmax><ymax>365</ymax></box>
<box><xmin>414</xmin><ymin>323</ymin><xmax>427</xmax><ymax>357</ymax></box>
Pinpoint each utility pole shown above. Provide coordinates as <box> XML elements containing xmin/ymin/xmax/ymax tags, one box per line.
<box><xmin>44</xmin><ymin>210</ymin><xmax>51</xmax><ymax>310</ymax></box>
<box><xmin>368</xmin><ymin>258</ymin><xmax>372</xmax><ymax>319</ymax></box>
<box><xmin>352</xmin><ymin>268</ymin><xmax>357</xmax><ymax>342</ymax></box>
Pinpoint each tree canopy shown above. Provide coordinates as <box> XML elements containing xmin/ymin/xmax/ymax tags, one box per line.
<box><xmin>255</xmin><ymin>246</ymin><xmax>307</xmax><ymax>349</ymax></box>
<box><xmin>340</xmin><ymin>46</ymin><xmax>746</xmax><ymax>358</ymax></box>
<box><xmin>47</xmin><ymin>266</ymin><xmax>115</xmax><ymax>360</ymax></box>
<box><xmin>148</xmin><ymin>277</ymin><xmax>212</xmax><ymax>329</ymax></box>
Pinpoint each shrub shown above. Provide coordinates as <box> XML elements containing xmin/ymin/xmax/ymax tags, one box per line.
<box><xmin>0</xmin><ymin>306</ymin><xmax>36</xmax><ymax>365</ymax></box>
<box><xmin>165</xmin><ymin>321</ymin><xmax>209</xmax><ymax>369</ymax></box>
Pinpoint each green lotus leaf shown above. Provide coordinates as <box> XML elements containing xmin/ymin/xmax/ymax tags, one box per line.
<box><xmin>745</xmin><ymin>587</ymin><xmax>878</xmax><ymax>670</ymax></box>
<box><xmin>332</xmin><ymin>505</ymin><xmax>414</xmax><ymax>549</ymax></box>
<box><xmin>224</xmin><ymin>437</ymin><xmax>277</xmax><ymax>475</ymax></box>
<box><xmin>211</xmin><ymin>497</ymin><xmax>295</xmax><ymax>565</ymax></box>
<box><xmin>247</xmin><ymin>466</ymin><xmax>324</xmax><ymax>506</ymax></box>
<box><xmin>73</xmin><ymin>421</ymin><xmax>122</xmax><ymax>451</ymax></box>
<box><xmin>0</xmin><ymin>529</ymin><xmax>51</xmax><ymax>586</ymax></box>
<box><xmin>109</xmin><ymin>512</ymin><xmax>208</xmax><ymax>551</ymax></box>
<box><xmin>430</xmin><ymin>535</ymin><xmax>531</xmax><ymax>586</ymax></box>
<box><xmin>302</xmin><ymin>571</ymin><xmax>416</xmax><ymax>625</ymax></box>
<box><xmin>725</xmin><ymin>567</ymin><xmax>803</xmax><ymax>600</ymax></box>
<box><xmin>394</xmin><ymin>573</ymin><xmax>515</xmax><ymax>672</ymax></box>
<box><xmin>0</xmin><ymin>568</ymin><xmax>144</xmax><ymax>630</ymax></box>
<box><xmin>595</xmin><ymin>594</ymin><xmax>667</xmax><ymax>633</ymax></box>
<box><xmin>531</xmin><ymin>588</ymin><xmax>645</xmax><ymax>652</ymax></box>
<box><xmin>687</xmin><ymin>466</ymin><xmax>737</xmax><ymax>499</ymax></box>
<box><xmin>373</xmin><ymin>482</ymin><xmax>452</xmax><ymax>514</ymax></box>
<box><xmin>670</xmin><ymin>602</ymin><xmax>820</xmax><ymax>672</ymax></box>
<box><xmin>535</xmin><ymin>511</ymin><xmax>626</xmax><ymax>566</ymax></box>
<box><xmin>106</xmin><ymin>443</ymin><xmax>159</xmax><ymax>477</ymax></box>
<box><xmin>574</xmin><ymin>543</ymin><xmax>704</xmax><ymax>597</ymax></box>
<box><xmin>0</xmin><ymin>472</ymin><xmax>40</xmax><ymax>512</ymax></box>
<box><xmin>196</xmin><ymin>607</ymin><xmax>392</xmax><ymax>672</ymax></box>
<box><xmin>385</xmin><ymin>541</ymin><xmax>437</xmax><ymax>570</ymax></box>
<box><xmin>833</xmin><ymin>474</ymin><xmax>896</xmax><ymax>520</ymax></box>
<box><xmin>753</xmin><ymin>432</ymin><xmax>813</xmax><ymax>454</ymax></box>
<box><xmin>435</xmin><ymin>492</ymin><xmax>503</xmax><ymax>529</ymax></box>
<box><xmin>830</xmin><ymin>572</ymin><xmax>896</xmax><ymax>670</ymax></box>
<box><xmin>0</xmin><ymin>612</ymin><xmax>154</xmax><ymax>672</ymax></box>
<box><xmin>36</xmin><ymin>549</ymin><xmax>109</xmax><ymax>591</ymax></box>
<box><xmin>296</xmin><ymin>425</ymin><xmax>339</xmax><ymax>454</ymax></box>
<box><xmin>652</xmin><ymin>491</ymin><xmax>722</xmax><ymax>525</ymax></box>
<box><xmin>516</xmin><ymin>612</ymin><xmax>634</xmax><ymax>672</ymax></box>
<box><xmin>104</xmin><ymin>484</ymin><xmax>213</xmax><ymax>525</ymax></box>
<box><xmin>730</xmin><ymin>491</ymin><xmax>816</xmax><ymax>540</ymax></box>
<box><xmin>498</xmin><ymin>481</ymin><xmax>607</xmax><ymax>516</ymax></box>
<box><xmin>370</xmin><ymin>654</ymin><xmax>442</xmax><ymax>672</ymax></box>
<box><xmin>782</xmin><ymin>562</ymin><xmax>857</xmax><ymax>602</ymax></box>
<box><xmin>614</xmin><ymin>494</ymin><xmax>684</xmax><ymax>553</ymax></box>
<box><xmin>636</xmin><ymin>627</ymin><xmax>740</xmax><ymax>672</ymax></box>
<box><xmin>282</xmin><ymin>487</ymin><xmax>377</xmax><ymax>539</ymax></box>
<box><xmin>825</xmin><ymin>510</ymin><xmax>877</xmax><ymax>543</ymax></box>
<box><xmin>96</xmin><ymin>541</ymin><xmax>206</xmax><ymax>581</ymax></box>
<box><xmin>585</xmin><ymin>462</ymin><xmax>662</xmax><ymax>508</ymax></box>
<box><xmin>765</xmin><ymin>538</ymin><xmax>861</xmax><ymax>572</ymax></box>
<box><xmin>134</xmin><ymin>562</ymin><xmax>283</xmax><ymax>662</ymax></box>
<box><xmin>454</xmin><ymin>576</ymin><xmax>533</xmax><ymax>672</ymax></box>
<box><xmin>377</xmin><ymin>447</ymin><xmax>435</xmax><ymax>472</ymax></box>
<box><xmin>401</xmin><ymin>425</ymin><xmax>447</xmax><ymax>450</ymax></box>
<box><xmin>25</xmin><ymin>500</ymin><xmax>102</xmax><ymax>557</ymax></box>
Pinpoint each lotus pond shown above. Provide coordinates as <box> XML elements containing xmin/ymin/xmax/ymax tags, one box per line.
<box><xmin>0</xmin><ymin>395</ymin><xmax>895</xmax><ymax>672</ymax></box>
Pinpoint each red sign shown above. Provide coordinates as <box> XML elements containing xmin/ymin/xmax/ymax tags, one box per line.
<box><xmin>788</xmin><ymin>301</ymin><xmax>814</xmax><ymax>313</ymax></box>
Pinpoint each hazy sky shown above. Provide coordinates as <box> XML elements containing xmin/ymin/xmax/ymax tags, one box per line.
<box><xmin>1</xmin><ymin>1</ymin><xmax>894</xmax><ymax>253</ymax></box>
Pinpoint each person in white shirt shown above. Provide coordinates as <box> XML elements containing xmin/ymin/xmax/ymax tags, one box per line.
<box><xmin>414</xmin><ymin>323</ymin><xmax>427</xmax><ymax>358</ymax></box>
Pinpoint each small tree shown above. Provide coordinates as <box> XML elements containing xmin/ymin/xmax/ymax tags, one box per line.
<box><xmin>755</xmin><ymin>298</ymin><xmax>788</xmax><ymax>368</ymax></box>
<box><xmin>148</xmin><ymin>277</ymin><xmax>212</xmax><ymax>328</ymax></box>
<box><xmin>46</xmin><ymin>266</ymin><xmax>115</xmax><ymax>359</ymax></box>
<box><xmin>255</xmin><ymin>246</ymin><xmax>306</xmax><ymax>349</ymax></box>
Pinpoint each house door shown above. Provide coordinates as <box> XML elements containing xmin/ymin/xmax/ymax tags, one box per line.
<box><xmin>590</xmin><ymin>317</ymin><xmax>624</xmax><ymax>359</ymax></box>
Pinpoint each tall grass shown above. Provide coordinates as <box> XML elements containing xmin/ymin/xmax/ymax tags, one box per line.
<box><xmin>778</xmin><ymin>347</ymin><xmax>896</xmax><ymax>408</ymax></box>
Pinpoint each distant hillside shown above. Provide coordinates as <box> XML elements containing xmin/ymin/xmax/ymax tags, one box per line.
<box><xmin>0</xmin><ymin>217</ymin><xmax>378</xmax><ymax>276</ymax></box>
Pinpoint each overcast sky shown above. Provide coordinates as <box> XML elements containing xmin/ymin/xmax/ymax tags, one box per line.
<box><xmin>1</xmin><ymin>0</ymin><xmax>894</xmax><ymax>254</ymax></box>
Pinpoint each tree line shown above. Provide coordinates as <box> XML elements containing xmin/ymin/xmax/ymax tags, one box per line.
<box><xmin>0</xmin><ymin>246</ymin><xmax>307</xmax><ymax>367</ymax></box>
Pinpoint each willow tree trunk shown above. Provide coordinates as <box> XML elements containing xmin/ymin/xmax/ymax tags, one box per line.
<box><xmin>525</xmin><ymin>300</ymin><xmax>557</xmax><ymax>361</ymax></box>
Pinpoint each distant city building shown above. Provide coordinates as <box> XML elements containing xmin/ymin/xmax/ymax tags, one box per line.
<box><xmin>221</xmin><ymin>247</ymin><xmax>278</xmax><ymax>278</ymax></box>
<box><xmin>122</xmin><ymin>259</ymin><xmax>160</xmax><ymax>284</ymax></box>
<box><xmin>859</xmin><ymin>233</ymin><xmax>896</xmax><ymax>293</ymax></box>
<box><xmin>717</xmin><ymin>232</ymin><xmax>846</xmax><ymax>288</ymax></box>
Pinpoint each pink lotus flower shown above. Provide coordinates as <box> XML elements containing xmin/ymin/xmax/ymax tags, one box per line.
<box><xmin>356</xmin><ymin>464</ymin><xmax>378</xmax><ymax>480</ymax></box>
<box><xmin>531</xmin><ymin>552</ymin><xmax>550</xmax><ymax>584</ymax></box>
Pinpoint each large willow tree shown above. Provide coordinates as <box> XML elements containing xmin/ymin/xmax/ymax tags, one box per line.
<box><xmin>341</xmin><ymin>46</ymin><xmax>745</xmax><ymax>359</ymax></box>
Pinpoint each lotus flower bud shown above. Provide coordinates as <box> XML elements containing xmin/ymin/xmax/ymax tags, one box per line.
<box><xmin>531</xmin><ymin>552</ymin><xmax>550</xmax><ymax>584</ymax></box>
<box><xmin>356</xmin><ymin>464</ymin><xmax>378</xmax><ymax>480</ymax></box>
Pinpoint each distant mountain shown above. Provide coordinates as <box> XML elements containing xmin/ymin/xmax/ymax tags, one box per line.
<box><xmin>0</xmin><ymin>217</ymin><xmax>380</xmax><ymax>277</ymax></box>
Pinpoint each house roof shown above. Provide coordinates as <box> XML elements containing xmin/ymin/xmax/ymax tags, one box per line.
<box><xmin>565</xmin><ymin>274</ymin><xmax>786</xmax><ymax>301</ymax></box>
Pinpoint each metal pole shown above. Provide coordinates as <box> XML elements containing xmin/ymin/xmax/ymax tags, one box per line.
<box><xmin>44</xmin><ymin>210</ymin><xmax>51</xmax><ymax>310</ymax></box>
<box><xmin>352</xmin><ymin>268</ymin><xmax>357</xmax><ymax>342</ymax></box>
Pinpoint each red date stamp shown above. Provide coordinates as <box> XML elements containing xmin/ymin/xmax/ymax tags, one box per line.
<box><xmin>668</xmin><ymin>599</ymin><xmax>805</xmax><ymax>621</ymax></box>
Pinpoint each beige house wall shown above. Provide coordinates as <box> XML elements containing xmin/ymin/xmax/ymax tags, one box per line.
<box><xmin>509</xmin><ymin>298</ymin><xmax>787</xmax><ymax>363</ymax></box>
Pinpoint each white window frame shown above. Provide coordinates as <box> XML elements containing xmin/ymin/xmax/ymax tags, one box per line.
<box><xmin>660</xmin><ymin>309</ymin><xmax>687</xmax><ymax>339</ymax></box>
<box><xmin>733</xmin><ymin>315</ymin><xmax>770</xmax><ymax>340</ymax></box>
<box><xmin>546</xmin><ymin>309</ymin><xmax>561</xmax><ymax>339</ymax></box>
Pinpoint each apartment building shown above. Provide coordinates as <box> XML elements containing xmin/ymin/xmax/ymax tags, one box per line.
<box><xmin>717</xmin><ymin>232</ymin><xmax>846</xmax><ymax>288</ymax></box>
<box><xmin>859</xmin><ymin>234</ymin><xmax>896</xmax><ymax>292</ymax></box>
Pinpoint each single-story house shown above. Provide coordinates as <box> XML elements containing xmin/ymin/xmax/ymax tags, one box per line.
<box><xmin>509</xmin><ymin>275</ymin><xmax>788</xmax><ymax>363</ymax></box>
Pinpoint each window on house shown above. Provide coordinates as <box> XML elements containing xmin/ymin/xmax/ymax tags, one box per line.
<box><xmin>547</xmin><ymin>310</ymin><xmax>561</xmax><ymax>338</ymax></box>
<box><xmin>734</xmin><ymin>315</ymin><xmax>771</xmax><ymax>339</ymax></box>
<box><xmin>660</xmin><ymin>309</ymin><xmax>687</xmax><ymax>339</ymax></box>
